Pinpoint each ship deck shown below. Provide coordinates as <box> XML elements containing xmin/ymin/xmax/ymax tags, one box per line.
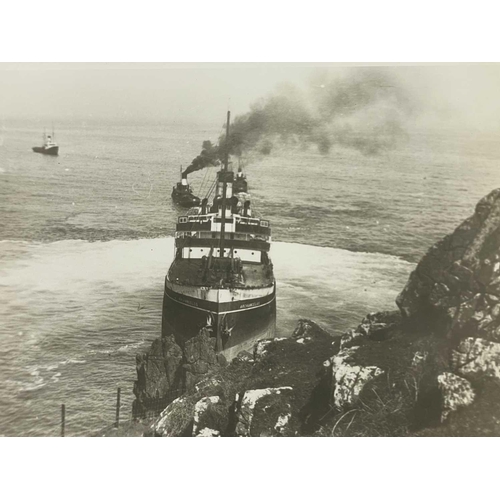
<box><xmin>167</xmin><ymin>258</ymin><xmax>274</xmax><ymax>288</ymax></box>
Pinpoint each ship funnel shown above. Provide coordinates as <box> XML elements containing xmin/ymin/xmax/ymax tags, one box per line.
<box><xmin>181</xmin><ymin>172</ymin><xmax>188</xmax><ymax>186</ymax></box>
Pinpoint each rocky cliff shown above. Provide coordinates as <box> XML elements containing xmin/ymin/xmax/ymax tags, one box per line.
<box><xmin>133</xmin><ymin>328</ymin><xmax>224</xmax><ymax>418</ymax></box>
<box><xmin>133</xmin><ymin>187</ymin><xmax>500</xmax><ymax>436</ymax></box>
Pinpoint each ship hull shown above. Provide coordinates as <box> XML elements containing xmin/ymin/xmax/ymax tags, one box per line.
<box><xmin>171</xmin><ymin>189</ymin><xmax>200</xmax><ymax>207</ymax></box>
<box><xmin>32</xmin><ymin>146</ymin><xmax>59</xmax><ymax>156</ymax></box>
<box><xmin>161</xmin><ymin>280</ymin><xmax>276</xmax><ymax>360</ymax></box>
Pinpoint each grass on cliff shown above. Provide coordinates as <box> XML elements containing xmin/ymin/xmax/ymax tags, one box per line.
<box><xmin>316</xmin><ymin>329</ymin><xmax>451</xmax><ymax>437</ymax></box>
<box><xmin>415</xmin><ymin>378</ymin><xmax>500</xmax><ymax>437</ymax></box>
<box><xmin>92</xmin><ymin>419</ymin><xmax>156</xmax><ymax>437</ymax></box>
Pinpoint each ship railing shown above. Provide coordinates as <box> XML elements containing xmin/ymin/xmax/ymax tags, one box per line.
<box><xmin>175</xmin><ymin>230</ymin><xmax>269</xmax><ymax>242</ymax></box>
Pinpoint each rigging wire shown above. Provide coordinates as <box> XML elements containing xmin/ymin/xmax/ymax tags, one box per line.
<box><xmin>193</xmin><ymin>119</ymin><xmax>226</xmax><ymax>198</ymax></box>
<box><xmin>195</xmin><ymin>163</ymin><xmax>211</xmax><ymax>198</ymax></box>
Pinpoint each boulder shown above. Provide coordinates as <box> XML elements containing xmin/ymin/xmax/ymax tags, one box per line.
<box><xmin>151</xmin><ymin>395</ymin><xmax>194</xmax><ymax>437</ymax></box>
<box><xmin>253</xmin><ymin>340</ymin><xmax>274</xmax><ymax>362</ymax></box>
<box><xmin>437</xmin><ymin>372</ymin><xmax>475</xmax><ymax>422</ymax></box>
<box><xmin>451</xmin><ymin>337</ymin><xmax>500</xmax><ymax>380</ymax></box>
<box><xmin>196</xmin><ymin>428</ymin><xmax>221</xmax><ymax>437</ymax></box>
<box><xmin>253</xmin><ymin>338</ymin><xmax>287</xmax><ymax>360</ymax></box>
<box><xmin>235</xmin><ymin>387</ymin><xmax>293</xmax><ymax>437</ymax></box>
<box><xmin>293</xmin><ymin>319</ymin><xmax>329</xmax><ymax>341</ymax></box>
<box><xmin>192</xmin><ymin>396</ymin><xmax>227</xmax><ymax>437</ymax></box>
<box><xmin>396</xmin><ymin>188</ymin><xmax>500</xmax><ymax>340</ymax></box>
<box><xmin>328</xmin><ymin>346</ymin><xmax>384</xmax><ymax>410</ymax></box>
<box><xmin>356</xmin><ymin>310</ymin><xmax>402</xmax><ymax>340</ymax></box>
<box><xmin>339</xmin><ymin>329</ymin><xmax>365</xmax><ymax>349</ymax></box>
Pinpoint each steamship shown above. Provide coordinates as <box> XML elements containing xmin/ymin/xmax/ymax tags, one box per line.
<box><xmin>172</xmin><ymin>169</ymin><xmax>201</xmax><ymax>208</ymax></box>
<box><xmin>162</xmin><ymin>112</ymin><xmax>276</xmax><ymax>359</ymax></box>
<box><xmin>32</xmin><ymin>129</ymin><xmax>59</xmax><ymax>156</ymax></box>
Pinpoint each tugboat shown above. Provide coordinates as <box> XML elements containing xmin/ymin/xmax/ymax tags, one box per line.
<box><xmin>171</xmin><ymin>171</ymin><xmax>201</xmax><ymax>208</ymax></box>
<box><xmin>162</xmin><ymin>112</ymin><xmax>276</xmax><ymax>359</ymax></box>
<box><xmin>32</xmin><ymin>129</ymin><xmax>59</xmax><ymax>156</ymax></box>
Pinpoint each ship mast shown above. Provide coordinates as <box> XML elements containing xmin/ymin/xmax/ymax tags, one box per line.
<box><xmin>219</xmin><ymin>110</ymin><xmax>230</xmax><ymax>257</ymax></box>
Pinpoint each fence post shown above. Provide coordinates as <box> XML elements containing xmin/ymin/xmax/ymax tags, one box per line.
<box><xmin>115</xmin><ymin>388</ymin><xmax>121</xmax><ymax>428</ymax></box>
<box><xmin>61</xmin><ymin>404</ymin><xmax>65</xmax><ymax>437</ymax></box>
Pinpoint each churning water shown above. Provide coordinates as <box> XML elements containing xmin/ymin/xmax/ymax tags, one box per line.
<box><xmin>1</xmin><ymin>118</ymin><xmax>500</xmax><ymax>435</ymax></box>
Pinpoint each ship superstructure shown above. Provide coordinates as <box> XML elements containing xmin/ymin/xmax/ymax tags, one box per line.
<box><xmin>162</xmin><ymin>112</ymin><xmax>276</xmax><ymax>358</ymax></box>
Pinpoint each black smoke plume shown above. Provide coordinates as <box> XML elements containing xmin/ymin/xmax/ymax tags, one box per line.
<box><xmin>182</xmin><ymin>140</ymin><xmax>220</xmax><ymax>177</ymax></box>
<box><xmin>185</xmin><ymin>67</ymin><xmax>416</xmax><ymax>176</ymax></box>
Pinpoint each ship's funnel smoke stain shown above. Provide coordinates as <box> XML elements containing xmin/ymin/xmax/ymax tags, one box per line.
<box><xmin>186</xmin><ymin>68</ymin><xmax>415</xmax><ymax>175</ymax></box>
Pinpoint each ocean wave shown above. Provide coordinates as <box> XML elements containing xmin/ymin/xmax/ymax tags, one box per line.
<box><xmin>18</xmin><ymin>381</ymin><xmax>47</xmax><ymax>393</ymax></box>
<box><xmin>60</xmin><ymin>358</ymin><xmax>87</xmax><ymax>366</ymax></box>
<box><xmin>44</xmin><ymin>359</ymin><xmax>87</xmax><ymax>372</ymax></box>
<box><xmin>18</xmin><ymin>368</ymin><xmax>47</xmax><ymax>393</ymax></box>
<box><xmin>117</xmin><ymin>340</ymin><xmax>147</xmax><ymax>353</ymax></box>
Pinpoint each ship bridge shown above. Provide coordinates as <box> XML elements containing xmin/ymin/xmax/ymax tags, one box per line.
<box><xmin>174</xmin><ymin>210</ymin><xmax>271</xmax><ymax>264</ymax></box>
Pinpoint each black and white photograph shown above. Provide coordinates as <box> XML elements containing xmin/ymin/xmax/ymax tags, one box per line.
<box><xmin>2</xmin><ymin>61</ymin><xmax>500</xmax><ymax>440</ymax></box>
<box><xmin>3</xmin><ymin>1</ymin><xmax>499</xmax><ymax>495</ymax></box>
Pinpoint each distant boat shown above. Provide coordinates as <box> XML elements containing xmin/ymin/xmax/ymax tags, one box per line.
<box><xmin>32</xmin><ymin>128</ymin><xmax>59</xmax><ymax>156</ymax></box>
<box><xmin>171</xmin><ymin>171</ymin><xmax>201</xmax><ymax>207</ymax></box>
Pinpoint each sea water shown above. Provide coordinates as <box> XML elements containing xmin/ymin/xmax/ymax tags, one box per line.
<box><xmin>1</xmin><ymin>118</ymin><xmax>500</xmax><ymax>436</ymax></box>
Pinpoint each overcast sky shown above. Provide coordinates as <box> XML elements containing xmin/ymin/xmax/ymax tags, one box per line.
<box><xmin>1</xmin><ymin>63</ymin><xmax>500</xmax><ymax>131</ymax></box>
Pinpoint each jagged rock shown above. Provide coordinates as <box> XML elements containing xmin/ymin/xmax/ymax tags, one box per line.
<box><xmin>437</xmin><ymin>372</ymin><xmax>475</xmax><ymax>422</ymax></box>
<box><xmin>338</xmin><ymin>311</ymin><xmax>402</xmax><ymax>351</ymax></box>
<box><xmin>132</xmin><ymin>335</ymin><xmax>183</xmax><ymax>418</ymax></box>
<box><xmin>235</xmin><ymin>387</ymin><xmax>293</xmax><ymax>437</ymax></box>
<box><xmin>196</xmin><ymin>428</ymin><xmax>221</xmax><ymax>437</ymax></box>
<box><xmin>396</xmin><ymin>188</ymin><xmax>500</xmax><ymax>340</ymax></box>
<box><xmin>192</xmin><ymin>396</ymin><xmax>227</xmax><ymax>437</ymax></box>
<box><xmin>293</xmin><ymin>319</ymin><xmax>327</xmax><ymax>340</ymax></box>
<box><xmin>329</xmin><ymin>346</ymin><xmax>384</xmax><ymax>410</ymax></box>
<box><xmin>253</xmin><ymin>337</ymin><xmax>286</xmax><ymax>361</ymax></box>
<box><xmin>340</xmin><ymin>329</ymin><xmax>365</xmax><ymax>349</ymax></box>
<box><xmin>451</xmin><ymin>337</ymin><xmax>500</xmax><ymax>380</ymax></box>
<box><xmin>133</xmin><ymin>328</ymin><xmax>225</xmax><ymax>419</ymax></box>
<box><xmin>183</xmin><ymin>327</ymin><xmax>222</xmax><ymax>391</ymax></box>
<box><xmin>151</xmin><ymin>395</ymin><xmax>193</xmax><ymax>437</ymax></box>
<box><xmin>356</xmin><ymin>310</ymin><xmax>402</xmax><ymax>340</ymax></box>
<box><xmin>274</xmin><ymin>410</ymin><xmax>292</xmax><ymax>436</ymax></box>
<box><xmin>235</xmin><ymin>350</ymin><xmax>254</xmax><ymax>364</ymax></box>
<box><xmin>253</xmin><ymin>340</ymin><xmax>274</xmax><ymax>361</ymax></box>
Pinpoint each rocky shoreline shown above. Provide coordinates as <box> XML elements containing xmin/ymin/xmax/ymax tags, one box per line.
<box><xmin>131</xmin><ymin>187</ymin><xmax>500</xmax><ymax>436</ymax></box>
